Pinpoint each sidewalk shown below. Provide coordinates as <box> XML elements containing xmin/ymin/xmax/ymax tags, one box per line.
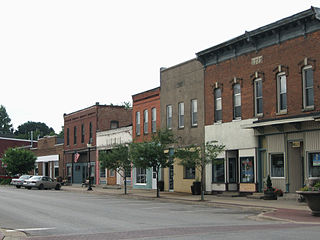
<box><xmin>62</xmin><ymin>184</ymin><xmax>320</xmax><ymax>224</ymax></box>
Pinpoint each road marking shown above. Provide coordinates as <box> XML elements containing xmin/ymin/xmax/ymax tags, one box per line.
<box><xmin>6</xmin><ymin>227</ymin><xmax>56</xmax><ymax>232</ymax></box>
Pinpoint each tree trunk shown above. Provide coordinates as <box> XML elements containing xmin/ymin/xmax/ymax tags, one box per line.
<box><xmin>201</xmin><ymin>161</ymin><xmax>205</xmax><ymax>201</ymax></box>
<box><xmin>124</xmin><ymin>176</ymin><xmax>127</xmax><ymax>195</ymax></box>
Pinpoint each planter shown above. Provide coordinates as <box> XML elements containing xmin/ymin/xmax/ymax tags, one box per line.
<box><xmin>296</xmin><ymin>191</ymin><xmax>320</xmax><ymax>216</ymax></box>
<box><xmin>191</xmin><ymin>181</ymin><xmax>201</xmax><ymax>195</ymax></box>
<box><xmin>264</xmin><ymin>191</ymin><xmax>277</xmax><ymax>200</ymax></box>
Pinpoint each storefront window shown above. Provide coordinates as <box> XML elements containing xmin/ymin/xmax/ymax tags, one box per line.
<box><xmin>212</xmin><ymin>158</ymin><xmax>225</xmax><ymax>183</ymax></box>
<box><xmin>270</xmin><ymin>154</ymin><xmax>284</xmax><ymax>177</ymax></box>
<box><xmin>240</xmin><ymin>157</ymin><xmax>254</xmax><ymax>183</ymax></box>
<box><xmin>309</xmin><ymin>152</ymin><xmax>320</xmax><ymax>177</ymax></box>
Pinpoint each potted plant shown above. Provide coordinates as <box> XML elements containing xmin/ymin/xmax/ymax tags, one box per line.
<box><xmin>191</xmin><ymin>178</ymin><xmax>201</xmax><ymax>195</ymax></box>
<box><xmin>263</xmin><ymin>175</ymin><xmax>277</xmax><ymax>200</ymax></box>
<box><xmin>296</xmin><ymin>180</ymin><xmax>320</xmax><ymax>216</ymax></box>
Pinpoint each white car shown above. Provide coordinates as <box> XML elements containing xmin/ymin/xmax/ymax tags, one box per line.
<box><xmin>11</xmin><ymin>175</ymin><xmax>32</xmax><ymax>188</ymax></box>
<box><xmin>23</xmin><ymin>176</ymin><xmax>61</xmax><ymax>190</ymax></box>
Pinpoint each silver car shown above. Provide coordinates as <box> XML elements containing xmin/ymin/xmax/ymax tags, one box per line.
<box><xmin>11</xmin><ymin>175</ymin><xmax>32</xmax><ymax>188</ymax></box>
<box><xmin>23</xmin><ymin>176</ymin><xmax>61</xmax><ymax>190</ymax></box>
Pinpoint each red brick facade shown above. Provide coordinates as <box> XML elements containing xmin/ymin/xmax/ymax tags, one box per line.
<box><xmin>132</xmin><ymin>87</ymin><xmax>160</xmax><ymax>143</ymax></box>
<box><xmin>204</xmin><ymin>31</ymin><xmax>320</xmax><ymax>125</ymax></box>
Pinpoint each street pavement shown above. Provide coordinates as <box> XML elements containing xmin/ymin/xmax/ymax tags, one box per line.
<box><xmin>1</xmin><ymin>184</ymin><xmax>319</xmax><ymax>239</ymax></box>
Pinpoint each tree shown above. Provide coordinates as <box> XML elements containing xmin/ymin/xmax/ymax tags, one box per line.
<box><xmin>0</xmin><ymin>105</ymin><xmax>13</xmax><ymax>133</ymax></box>
<box><xmin>175</xmin><ymin>141</ymin><xmax>225</xmax><ymax>201</ymax></box>
<box><xmin>2</xmin><ymin>148</ymin><xmax>36</xmax><ymax>176</ymax></box>
<box><xmin>129</xmin><ymin>129</ymin><xmax>175</xmax><ymax>198</ymax></box>
<box><xmin>57</xmin><ymin>126</ymin><xmax>64</xmax><ymax>139</ymax></box>
<box><xmin>99</xmin><ymin>144</ymin><xmax>131</xmax><ymax>194</ymax></box>
<box><xmin>14</xmin><ymin>121</ymin><xmax>55</xmax><ymax>139</ymax></box>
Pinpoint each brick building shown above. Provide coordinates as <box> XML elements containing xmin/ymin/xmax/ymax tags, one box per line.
<box><xmin>0</xmin><ymin>135</ymin><xmax>37</xmax><ymax>176</ymax></box>
<box><xmin>132</xmin><ymin>87</ymin><xmax>160</xmax><ymax>189</ymax></box>
<box><xmin>64</xmin><ymin>103</ymin><xmax>132</xmax><ymax>184</ymax></box>
<box><xmin>31</xmin><ymin>136</ymin><xmax>64</xmax><ymax>179</ymax></box>
<box><xmin>196</xmin><ymin>7</ymin><xmax>320</xmax><ymax>193</ymax></box>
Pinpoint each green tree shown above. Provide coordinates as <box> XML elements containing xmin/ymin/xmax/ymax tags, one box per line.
<box><xmin>14</xmin><ymin>121</ymin><xmax>55</xmax><ymax>139</ymax></box>
<box><xmin>99</xmin><ymin>144</ymin><xmax>131</xmax><ymax>194</ymax></box>
<box><xmin>129</xmin><ymin>129</ymin><xmax>175</xmax><ymax>198</ymax></box>
<box><xmin>2</xmin><ymin>148</ymin><xmax>36</xmax><ymax>176</ymax></box>
<box><xmin>57</xmin><ymin>126</ymin><xmax>64</xmax><ymax>139</ymax></box>
<box><xmin>0</xmin><ymin>105</ymin><xmax>13</xmax><ymax>133</ymax></box>
<box><xmin>175</xmin><ymin>141</ymin><xmax>225</xmax><ymax>201</ymax></box>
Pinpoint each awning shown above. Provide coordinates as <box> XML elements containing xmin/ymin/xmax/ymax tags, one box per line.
<box><xmin>241</xmin><ymin>116</ymin><xmax>318</xmax><ymax>129</ymax></box>
<box><xmin>36</xmin><ymin>155</ymin><xmax>59</xmax><ymax>163</ymax></box>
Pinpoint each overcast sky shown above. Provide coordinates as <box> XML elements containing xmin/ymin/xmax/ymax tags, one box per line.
<box><xmin>0</xmin><ymin>0</ymin><xmax>318</xmax><ymax>133</ymax></box>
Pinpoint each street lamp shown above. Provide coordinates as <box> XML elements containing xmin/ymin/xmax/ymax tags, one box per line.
<box><xmin>87</xmin><ymin>142</ymin><xmax>93</xmax><ymax>191</ymax></box>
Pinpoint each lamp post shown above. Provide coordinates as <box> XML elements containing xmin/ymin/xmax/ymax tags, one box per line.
<box><xmin>87</xmin><ymin>143</ymin><xmax>93</xmax><ymax>191</ymax></box>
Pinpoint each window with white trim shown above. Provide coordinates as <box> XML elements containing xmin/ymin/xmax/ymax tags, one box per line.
<box><xmin>136</xmin><ymin>112</ymin><xmax>140</xmax><ymax>136</ymax></box>
<box><xmin>151</xmin><ymin>108</ymin><xmax>156</xmax><ymax>133</ymax></box>
<box><xmin>254</xmin><ymin>78</ymin><xmax>263</xmax><ymax>116</ymax></box>
<box><xmin>136</xmin><ymin>168</ymin><xmax>146</xmax><ymax>184</ymax></box>
<box><xmin>302</xmin><ymin>66</ymin><xmax>314</xmax><ymax>109</ymax></box>
<box><xmin>233</xmin><ymin>84</ymin><xmax>241</xmax><ymax>119</ymax></box>
<box><xmin>166</xmin><ymin>105</ymin><xmax>172</xmax><ymax>129</ymax></box>
<box><xmin>191</xmin><ymin>99</ymin><xmax>198</xmax><ymax>126</ymax></box>
<box><xmin>214</xmin><ymin>88</ymin><xmax>222</xmax><ymax>122</ymax></box>
<box><xmin>178</xmin><ymin>102</ymin><xmax>184</xmax><ymax>128</ymax></box>
<box><xmin>143</xmin><ymin>110</ymin><xmax>148</xmax><ymax>134</ymax></box>
<box><xmin>308</xmin><ymin>152</ymin><xmax>320</xmax><ymax>178</ymax></box>
<box><xmin>277</xmin><ymin>73</ymin><xmax>287</xmax><ymax>113</ymax></box>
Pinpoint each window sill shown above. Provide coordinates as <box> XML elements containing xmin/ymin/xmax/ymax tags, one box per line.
<box><xmin>232</xmin><ymin>118</ymin><xmax>242</xmax><ymax>122</ymax></box>
<box><xmin>302</xmin><ymin>106</ymin><xmax>314</xmax><ymax>112</ymax></box>
<box><xmin>270</xmin><ymin>177</ymin><xmax>285</xmax><ymax>179</ymax></box>
<box><xmin>135</xmin><ymin>183</ymin><xmax>147</xmax><ymax>185</ymax></box>
<box><xmin>214</xmin><ymin>121</ymin><xmax>222</xmax><ymax>125</ymax></box>
<box><xmin>191</xmin><ymin>124</ymin><xmax>198</xmax><ymax>128</ymax></box>
<box><xmin>276</xmin><ymin>110</ymin><xmax>287</xmax><ymax>116</ymax></box>
<box><xmin>255</xmin><ymin>113</ymin><xmax>263</xmax><ymax>118</ymax></box>
<box><xmin>178</xmin><ymin>127</ymin><xmax>185</xmax><ymax>130</ymax></box>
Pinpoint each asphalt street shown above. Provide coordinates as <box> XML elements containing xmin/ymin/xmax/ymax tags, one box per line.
<box><xmin>0</xmin><ymin>186</ymin><xmax>319</xmax><ymax>240</ymax></box>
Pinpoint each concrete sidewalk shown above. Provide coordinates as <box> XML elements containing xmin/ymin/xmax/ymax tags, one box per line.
<box><xmin>62</xmin><ymin>184</ymin><xmax>320</xmax><ymax>224</ymax></box>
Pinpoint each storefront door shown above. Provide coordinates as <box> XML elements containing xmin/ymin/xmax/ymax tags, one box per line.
<box><xmin>288</xmin><ymin>141</ymin><xmax>304</xmax><ymax>192</ymax></box>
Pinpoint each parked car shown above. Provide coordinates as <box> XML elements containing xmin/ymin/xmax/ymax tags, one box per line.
<box><xmin>23</xmin><ymin>176</ymin><xmax>61</xmax><ymax>190</ymax></box>
<box><xmin>10</xmin><ymin>175</ymin><xmax>33</xmax><ymax>188</ymax></box>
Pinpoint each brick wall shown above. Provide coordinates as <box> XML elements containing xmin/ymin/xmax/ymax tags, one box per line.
<box><xmin>205</xmin><ymin>31</ymin><xmax>320</xmax><ymax>125</ymax></box>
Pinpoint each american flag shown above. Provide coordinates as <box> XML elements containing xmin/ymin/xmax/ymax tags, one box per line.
<box><xmin>74</xmin><ymin>153</ymin><xmax>80</xmax><ymax>163</ymax></box>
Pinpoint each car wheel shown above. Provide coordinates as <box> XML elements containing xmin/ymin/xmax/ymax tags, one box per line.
<box><xmin>16</xmin><ymin>185</ymin><xmax>21</xmax><ymax>189</ymax></box>
<box><xmin>27</xmin><ymin>187</ymin><xmax>32</xmax><ymax>190</ymax></box>
<box><xmin>39</xmin><ymin>184</ymin><xmax>44</xmax><ymax>190</ymax></box>
<box><xmin>55</xmin><ymin>184</ymin><xmax>61</xmax><ymax>190</ymax></box>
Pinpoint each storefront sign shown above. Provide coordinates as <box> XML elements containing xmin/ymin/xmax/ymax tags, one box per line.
<box><xmin>313</xmin><ymin>153</ymin><xmax>320</xmax><ymax>167</ymax></box>
<box><xmin>292</xmin><ymin>141</ymin><xmax>301</xmax><ymax>148</ymax></box>
<box><xmin>239</xmin><ymin>183</ymin><xmax>256</xmax><ymax>192</ymax></box>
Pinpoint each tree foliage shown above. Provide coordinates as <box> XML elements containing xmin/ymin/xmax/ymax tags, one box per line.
<box><xmin>0</xmin><ymin>105</ymin><xmax>13</xmax><ymax>133</ymax></box>
<box><xmin>99</xmin><ymin>144</ymin><xmax>131</xmax><ymax>194</ymax></box>
<box><xmin>175</xmin><ymin>141</ymin><xmax>225</xmax><ymax>200</ymax></box>
<box><xmin>129</xmin><ymin>128</ymin><xmax>175</xmax><ymax>197</ymax></box>
<box><xmin>2</xmin><ymin>148</ymin><xmax>36</xmax><ymax>175</ymax></box>
<box><xmin>14</xmin><ymin>121</ymin><xmax>55</xmax><ymax>139</ymax></box>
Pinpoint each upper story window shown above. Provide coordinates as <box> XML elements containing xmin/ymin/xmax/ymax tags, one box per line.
<box><xmin>136</xmin><ymin>111</ymin><xmax>140</xmax><ymax>136</ymax></box>
<box><xmin>254</xmin><ymin>78</ymin><xmax>263</xmax><ymax>116</ymax></box>
<box><xmin>110</xmin><ymin>120</ymin><xmax>119</xmax><ymax>129</ymax></box>
<box><xmin>302</xmin><ymin>66</ymin><xmax>314</xmax><ymax>109</ymax></box>
<box><xmin>81</xmin><ymin>124</ymin><xmax>84</xmax><ymax>143</ymax></box>
<box><xmin>89</xmin><ymin>122</ymin><xmax>93</xmax><ymax>143</ymax></box>
<box><xmin>214</xmin><ymin>88</ymin><xmax>222</xmax><ymax>122</ymax></box>
<box><xmin>191</xmin><ymin>99</ymin><xmax>198</xmax><ymax>127</ymax></box>
<box><xmin>166</xmin><ymin>105</ymin><xmax>172</xmax><ymax>129</ymax></box>
<box><xmin>178</xmin><ymin>102</ymin><xmax>184</xmax><ymax>128</ymax></box>
<box><xmin>151</xmin><ymin>108</ymin><xmax>156</xmax><ymax>133</ymax></box>
<box><xmin>277</xmin><ymin>73</ymin><xmax>287</xmax><ymax>113</ymax></box>
<box><xmin>233</xmin><ymin>84</ymin><xmax>241</xmax><ymax>119</ymax></box>
<box><xmin>66</xmin><ymin>128</ymin><xmax>70</xmax><ymax>146</ymax></box>
<box><xmin>73</xmin><ymin>126</ymin><xmax>77</xmax><ymax>145</ymax></box>
<box><xmin>143</xmin><ymin>110</ymin><xmax>148</xmax><ymax>134</ymax></box>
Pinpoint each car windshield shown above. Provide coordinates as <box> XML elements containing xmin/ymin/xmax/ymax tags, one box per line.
<box><xmin>20</xmin><ymin>175</ymin><xmax>31</xmax><ymax>179</ymax></box>
<box><xmin>29</xmin><ymin>176</ymin><xmax>41</xmax><ymax>181</ymax></box>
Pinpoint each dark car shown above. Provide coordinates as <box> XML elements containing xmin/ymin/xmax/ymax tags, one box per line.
<box><xmin>11</xmin><ymin>175</ymin><xmax>33</xmax><ymax>188</ymax></box>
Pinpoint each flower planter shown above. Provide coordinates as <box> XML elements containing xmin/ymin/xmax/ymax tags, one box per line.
<box><xmin>296</xmin><ymin>191</ymin><xmax>320</xmax><ymax>216</ymax></box>
<box><xmin>264</xmin><ymin>191</ymin><xmax>277</xmax><ymax>200</ymax></box>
